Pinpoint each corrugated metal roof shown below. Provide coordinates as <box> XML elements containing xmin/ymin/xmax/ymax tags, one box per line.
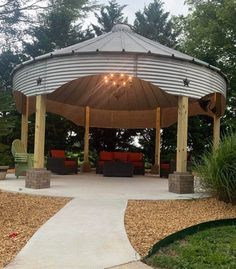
<box><xmin>34</xmin><ymin>24</ymin><xmax>208</xmax><ymax>67</ymax></box>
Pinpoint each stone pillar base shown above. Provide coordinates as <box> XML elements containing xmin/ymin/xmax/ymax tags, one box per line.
<box><xmin>150</xmin><ymin>164</ymin><xmax>159</xmax><ymax>175</ymax></box>
<box><xmin>80</xmin><ymin>161</ymin><xmax>91</xmax><ymax>173</ymax></box>
<box><xmin>0</xmin><ymin>166</ymin><xmax>9</xmax><ymax>180</ymax></box>
<box><xmin>168</xmin><ymin>172</ymin><xmax>194</xmax><ymax>194</ymax></box>
<box><xmin>26</xmin><ymin>168</ymin><xmax>51</xmax><ymax>189</ymax></box>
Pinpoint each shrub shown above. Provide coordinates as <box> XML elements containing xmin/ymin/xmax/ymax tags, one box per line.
<box><xmin>194</xmin><ymin>132</ymin><xmax>236</xmax><ymax>204</ymax></box>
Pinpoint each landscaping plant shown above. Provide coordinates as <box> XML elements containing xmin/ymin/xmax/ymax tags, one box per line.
<box><xmin>194</xmin><ymin>132</ymin><xmax>236</xmax><ymax>204</ymax></box>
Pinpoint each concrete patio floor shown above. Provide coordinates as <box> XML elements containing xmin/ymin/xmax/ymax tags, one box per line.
<box><xmin>1</xmin><ymin>173</ymin><xmax>207</xmax><ymax>269</ymax></box>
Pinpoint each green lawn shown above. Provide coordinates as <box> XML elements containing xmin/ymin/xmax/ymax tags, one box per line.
<box><xmin>144</xmin><ymin>225</ymin><xmax>236</xmax><ymax>269</ymax></box>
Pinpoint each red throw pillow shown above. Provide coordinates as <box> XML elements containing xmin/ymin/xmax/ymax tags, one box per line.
<box><xmin>114</xmin><ymin>152</ymin><xmax>128</xmax><ymax>162</ymax></box>
<box><xmin>51</xmin><ymin>150</ymin><xmax>65</xmax><ymax>158</ymax></box>
<box><xmin>128</xmin><ymin>153</ymin><xmax>143</xmax><ymax>162</ymax></box>
<box><xmin>100</xmin><ymin>151</ymin><xmax>114</xmax><ymax>161</ymax></box>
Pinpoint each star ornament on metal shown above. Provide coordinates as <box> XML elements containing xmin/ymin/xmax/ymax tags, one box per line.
<box><xmin>183</xmin><ymin>78</ymin><xmax>190</xmax><ymax>87</ymax></box>
<box><xmin>36</xmin><ymin>77</ymin><xmax>42</xmax><ymax>86</ymax></box>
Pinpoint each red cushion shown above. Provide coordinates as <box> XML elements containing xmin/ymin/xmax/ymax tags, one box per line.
<box><xmin>64</xmin><ymin>160</ymin><xmax>76</xmax><ymax>166</ymax></box>
<box><xmin>51</xmin><ymin>150</ymin><xmax>65</xmax><ymax>158</ymax></box>
<box><xmin>114</xmin><ymin>152</ymin><xmax>128</xmax><ymax>162</ymax></box>
<box><xmin>100</xmin><ymin>151</ymin><xmax>114</xmax><ymax>161</ymax></box>
<box><xmin>132</xmin><ymin>161</ymin><xmax>143</xmax><ymax>167</ymax></box>
<box><xmin>160</xmin><ymin>163</ymin><xmax>170</xmax><ymax>169</ymax></box>
<box><xmin>128</xmin><ymin>152</ymin><xmax>143</xmax><ymax>162</ymax></box>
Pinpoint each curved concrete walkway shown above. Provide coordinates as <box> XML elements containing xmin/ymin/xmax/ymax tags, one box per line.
<box><xmin>1</xmin><ymin>173</ymin><xmax>207</xmax><ymax>269</ymax></box>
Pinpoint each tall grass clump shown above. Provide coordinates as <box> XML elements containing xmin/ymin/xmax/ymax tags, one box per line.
<box><xmin>194</xmin><ymin>132</ymin><xmax>236</xmax><ymax>204</ymax></box>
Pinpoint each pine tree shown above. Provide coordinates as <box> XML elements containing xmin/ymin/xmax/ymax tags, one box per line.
<box><xmin>133</xmin><ymin>0</ymin><xmax>178</xmax><ymax>47</ymax></box>
<box><xmin>24</xmin><ymin>0</ymin><xmax>96</xmax><ymax>57</ymax></box>
<box><xmin>92</xmin><ymin>0</ymin><xmax>128</xmax><ymax>36</ymax></box>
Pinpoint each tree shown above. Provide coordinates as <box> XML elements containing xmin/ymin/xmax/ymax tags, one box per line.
<box><xmin>133</xmin><ymin>0</ymin><xmax>178</xmax><ymax>47</ymax></box>
<box><xmin>24</xmin><ymin>0</ymin><xmax>96</xmax><ymax>57</ymax></box>
<box><xmin>0</xmin><ymin>0</ymin><xmax>47</xmax><ymax>47</ymax></box>
<box><xmin>0</xmin><ymin>50</ymin><xmax>24</xmax><ymax>164</ymax></box>
<box><xmin>92</xmin><ymin>0</ymin><xmax>128</xmax><ymax>36</ymax></box>
<box><xmin>179</xmin><ymin>0</ymin><xmax>236</xmax><ymax>131</ymax></box>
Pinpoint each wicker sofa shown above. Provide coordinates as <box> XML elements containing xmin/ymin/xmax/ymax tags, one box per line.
<box><xmin>46</xmin><ymin>150</ymin><xmax>78</xmax><ymax>175</ymax></box>
<box><xmin>96</xmin><ymin>151</ymin><xmax>145</xmax><ymax>175</ymax></box>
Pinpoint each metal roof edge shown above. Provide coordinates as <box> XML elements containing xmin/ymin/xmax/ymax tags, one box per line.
<box><xmin>12</xmin><ymin>50</ymin><xmax>229</xmax><ymax>86</ymax></box>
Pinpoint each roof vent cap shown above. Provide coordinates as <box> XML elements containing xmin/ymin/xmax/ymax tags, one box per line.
<box><xmin>112</xmin><ymin>24</ymin><xmax>132</xmax><ymax>33</ymax></box>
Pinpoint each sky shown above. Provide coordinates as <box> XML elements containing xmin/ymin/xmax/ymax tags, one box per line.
<box><xmin>93</xmin><ymin>0</ymin><xmax>189</xmax><ymax>24</ymax></box>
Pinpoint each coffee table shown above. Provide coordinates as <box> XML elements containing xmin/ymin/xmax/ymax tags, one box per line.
<box><xmin>103</xmin><ymin>161</ymin><xmax>133</xmax><ymax>177</ymax></box>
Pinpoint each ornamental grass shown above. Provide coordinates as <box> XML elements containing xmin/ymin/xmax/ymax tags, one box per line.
<box><xmin>194</xmin><ymin>132</ymin><xmax>236</xmax><ymax>204</ymax></box>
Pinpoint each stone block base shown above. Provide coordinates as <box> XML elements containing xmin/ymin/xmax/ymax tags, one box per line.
<box><xmin>26</xmin><ymin>169</ymin><xmax>51</xmax><ymax>189</ymax></box>
<box><xmin>168</xmin><ymin>172</ymin><xmax>194</xmax><ymax>194</ymax></box>
<box><xmin>150</xmin><ymin>164</ymin><xmax>159</xmax><ymax>175</ymax></box>
<box><xmin>0</xmin><ymin>172</ymin><xmax>7</xmax><ymax>180</ymax></box>
<box><xmin>0</xmin><ymin>166</ymin><xmax>8</xmax><ymax>180</ymax></box>
<box><xmin>80</xmin><ymin>161</ymin><xmax>91</xmax><ymax>173</ymax></box>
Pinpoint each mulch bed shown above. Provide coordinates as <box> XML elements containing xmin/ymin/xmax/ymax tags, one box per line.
<box><xmin>125</xmin><ymin>198</ymin><xmax>236</xmax><ymax>257</ymax></box>
<box><xmin>0</xmin><ymin>190</ymin><xmax>71</xmax><ymax>268</ymax></box>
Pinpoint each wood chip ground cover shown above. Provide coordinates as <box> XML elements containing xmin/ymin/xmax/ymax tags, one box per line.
<box><xmin>124</xmin><ymin>198</ymin><xmax>236</xmax><ymax>257</ymax></box>
<box><xmin>0</xmin><ymin>191</ymin><xmax>71</xmax><ymax>268</ymax></box>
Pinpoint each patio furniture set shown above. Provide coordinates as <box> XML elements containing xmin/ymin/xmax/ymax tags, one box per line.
<box><xmin>11</xmin><ymin>139</ymin><xmax>192</xmax><ymax>178</ymax></box>
<box><xmin>96</xmin><ymin>151</ymin><xmax>145</xmax><ymax>177</ymax></box>
<box><xmin>11</xmin><ymin>140</ymin><xmax>145</xmax><ymax>177</ymax></box>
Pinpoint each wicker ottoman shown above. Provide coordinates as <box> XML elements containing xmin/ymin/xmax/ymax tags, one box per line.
<box><xmin>103</xmin><ymin>161</ymin><xmax>133</xmax><ymax>177</ymax></box>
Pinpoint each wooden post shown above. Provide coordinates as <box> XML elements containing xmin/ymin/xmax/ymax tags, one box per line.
<box><xmin>34</xmin><ymin>95</ymin><xmax>46</xmax><ymax>169</ymax></box>
<box><xmin>155</xmin><ymin>107</ymin><xmax>161</xmax><ymax>171</ymax></box>
<box><xmin>176</xmin><ymin>96</ymin><xmax>189</xmax><ymax>173</ymax></box>
<box><xmin>21</xmin><ymin>97</ymin><xmax>29</xmax><ymax>151</ymax></box>
<box><xmin>84</xmin><ymin>106</ymin><xmax>90</xmax><ymax>163</ymax></box>
<box><xmin>213</xmin><ymin>115</ymin><xmax>220</xmax><ymax>150</ymax></box>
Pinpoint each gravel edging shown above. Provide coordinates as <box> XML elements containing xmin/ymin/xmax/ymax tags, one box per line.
<box><xmin>0</xmin><ymin>190</ymin><xmax>71</xmax><ymax>268</ymax></box>
<box><xmin>124</xmin><ymin>198</ymin><xmax>236</xmax><ymax>256</ymax></box>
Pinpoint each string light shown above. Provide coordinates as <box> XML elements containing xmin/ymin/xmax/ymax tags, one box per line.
<box><xmin>103</xmin><ymin>73</ymin><xmax>133</xmax><ymax>88</ymax></box>
<box><xmin>103</xmin><ymin>73</ymin><xmax>133</xmax><ymax>99</ymax></box>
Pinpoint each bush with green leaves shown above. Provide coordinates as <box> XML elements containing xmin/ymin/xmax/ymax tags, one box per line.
<box><xmin>194</xmin><ymin>132</ymin><xmax>236</xmax><ymax>203</ymax></box>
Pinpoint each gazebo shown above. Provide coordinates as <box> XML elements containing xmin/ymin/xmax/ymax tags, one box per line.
<box><xmin>12</xmin><ymin>24</ymin><xmax>227</xmax><ymax>193</ymax></box>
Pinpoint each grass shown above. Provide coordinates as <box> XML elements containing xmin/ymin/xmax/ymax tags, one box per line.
<box><xmin>144</xmin><ymin>225</ymin><xmax>236</xmax><ymax>269</ymax></box>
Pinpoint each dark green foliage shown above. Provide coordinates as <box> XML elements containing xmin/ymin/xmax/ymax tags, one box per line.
<box><xmin>90</xmin><ymin>128</ymin><xmax>140</xmax><ymax>153</ymax></box>
<box><xmin>145</xmin><ymin>225</ymin><xmax>236</xmax><ymax>269</ymax></box>
<box><xmin>24</xmin><ymin>0</ymin><xmax>95</xmax><ymax>57</ymax></box>
<box><xmin>0</xmin><ymin>91</ymin><xmax>17</xmax><ymax>165</ymax></box>
<box><xmin>138</xmin><ymin>129</ymin><xmax>155</xmax><ymax>164</ymax></box>
<box><xmin>0</xmin><ymin>51</ymin><xmax>24</xmax><ymax>165</ymax></box>
<box><xmin>188</xmin><ymin>116</ymin><xmax>213</xmax><ymax>160</ymax></box>
<box><xmin>133</xmin><ymin>0</ymin><xmax>178</xmax><ymax>47</ymax></box>
<box><xmin>194</xmin><ymin>132</ymin><xmax>236</xmax><ymax>203</ymax></box>
<box><xmin>92</xmin><ymin>0</ymin><xmax>128</xmax><ymax>36</ymax></box>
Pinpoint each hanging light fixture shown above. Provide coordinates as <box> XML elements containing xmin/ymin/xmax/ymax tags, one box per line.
<box><xmin>103</xmin><ymin>73</ymin><xmax>133</xmax><ymax>99</ymax></box>
<box><xmin>104</xmin><ymin>73</ymin><xmax>133</xmax><ymax>88</ymax></box>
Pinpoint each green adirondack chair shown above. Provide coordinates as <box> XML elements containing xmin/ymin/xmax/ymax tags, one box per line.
<box><xmin>11</xmin><ymin>139</ymin><xmax>34</xmax><ymax>178</ymax></box>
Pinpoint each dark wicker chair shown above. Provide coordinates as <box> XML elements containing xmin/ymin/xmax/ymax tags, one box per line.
<box><xmin>46</xmin><ymin>150</ymin><xmax>78</xmax><ymax>175</ymax></box>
